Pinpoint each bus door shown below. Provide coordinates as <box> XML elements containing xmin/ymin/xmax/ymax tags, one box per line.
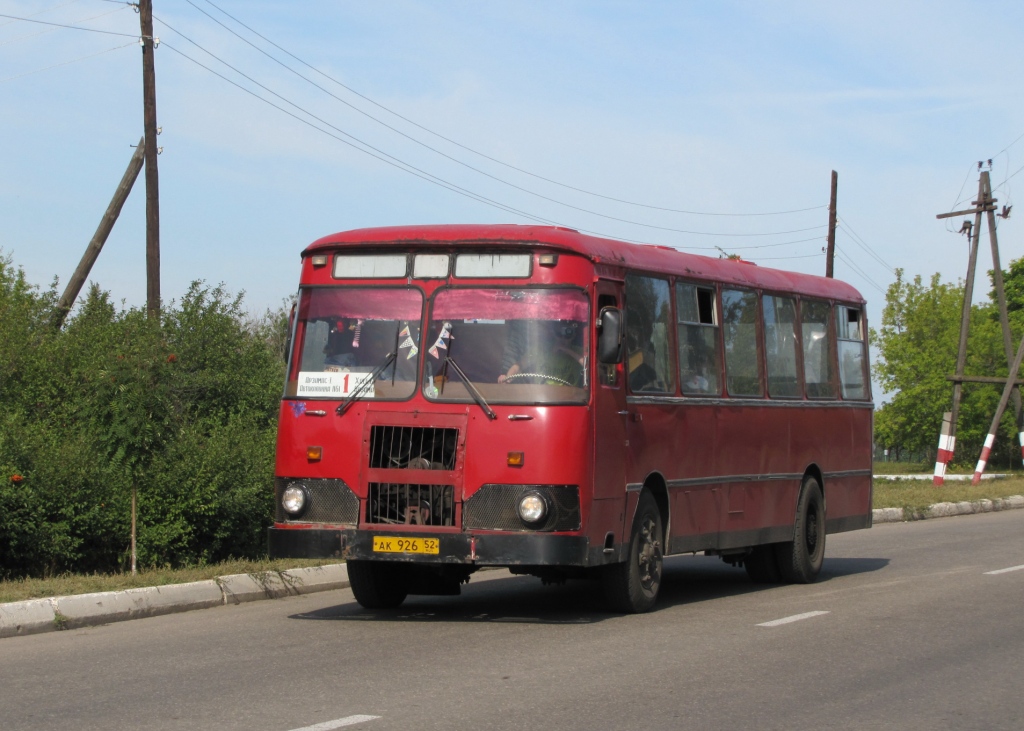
<box><xmin>591</xmin><ymin>280</ymin><xmax>629</xmax><ymax>554</ymax></box>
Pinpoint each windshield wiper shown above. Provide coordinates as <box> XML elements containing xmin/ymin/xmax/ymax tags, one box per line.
<box><xmin>335</xmin><ymin>352</ymin><xmax>396</xmax><ymax>417</ymax></box>
<box><xmin>445</xmin><ymin>357</ymin><xmax>497</xmax><ymax>421</ymax></box>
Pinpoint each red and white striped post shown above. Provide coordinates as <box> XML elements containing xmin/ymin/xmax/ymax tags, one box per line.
<box><xmin>971</xmin><ymin>332</ymin><xmax>1024</xmax><ymax>484</ymax></box>
<box><xmin>933</xmin><ymin>411</ymin><xmax>954</xmax><ymax>486</ymax></box>
<box><xmin>972</xmin><ymin>432</ymin><xmax>996</xmax><ymax>484</ymax></box>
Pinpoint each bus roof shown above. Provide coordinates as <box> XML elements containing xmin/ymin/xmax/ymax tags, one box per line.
<box><xmin>305</xmin><ymin>224</ymin><xmax>865</xmax><ymax>304</ymax></box>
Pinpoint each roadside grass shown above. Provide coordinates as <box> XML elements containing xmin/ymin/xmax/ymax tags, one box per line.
<box><xmin>0</xmin><ymin>558</ymin><xmax>339</xmax><ymax>605</ymax></box>
<box><xmin>872</xmin><ymin>476</ymin><xmax>1024</xmax><ymax>513</ymax></box>
<box><xmin>873</xmin><ymin>461</ymin><xmax>1024</xmax><ymax>476</ymax></box>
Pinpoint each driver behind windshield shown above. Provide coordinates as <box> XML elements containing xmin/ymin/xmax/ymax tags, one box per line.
<box><xmin>498</xmin><ymin>320</ymin><xmax>584</xmax><ymax>386</ymax></box>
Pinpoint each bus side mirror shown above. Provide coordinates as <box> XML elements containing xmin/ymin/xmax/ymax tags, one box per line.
<box><xmin>283</xmin><ymin>303</ymin><xmax>297</xmax><ymax>362</ymax></box>
<box><xmin>597</xmin><ymin>307</ymin><xmax>623</xmax><ymax>364</ymax></box>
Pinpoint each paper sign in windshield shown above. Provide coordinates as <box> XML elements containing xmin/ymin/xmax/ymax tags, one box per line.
<box><xmin>297</xmin><ymin>371</ymin><xmax>374</xmax><ymax>398</ymax></box>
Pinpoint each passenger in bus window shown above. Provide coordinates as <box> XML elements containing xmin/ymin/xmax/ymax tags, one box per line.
<box><xmin>323</xmin><ymin>320</ymin><xmax>357</xmax><ymax>371</ymax></box>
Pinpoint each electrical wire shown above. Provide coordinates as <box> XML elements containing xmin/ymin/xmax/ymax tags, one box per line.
<box><xmin>199</xmin><ymin>0</ymin><xmax>824</xmax><ymax>220</ymax></box>
<box><xmin>750</xmin><ymin>252</ymin><xmax>823</xmax><ymax>261</ymax></box>
<box><xmin>0</xmin><ymin>0</ymin><xmax>81</xmax><ymax>28</ymax></box>
<box><xmin>835</xmin><ymin>219</ymin><xmax>895</xmax><ymax>275</ymax></box>
<box><xmin>0</xmin><ymin>40</ymin><xmax>134</xmax><ymax>84</ymax></box>
<box><xmin>0</xmin><ymin>11</ymin><xmax>136</xmax><ymax>37</ymax></box>
<box><xmin>156</xmin><ymin>15</ymin><xmax>827</xmax><ymax>240</ymax></box>
<box><xmin>834</xmin><ymin>248</ymin><xmax>887</xmax><ymax>295</ymax></box>
<box><xmin>0</xmin><ymin>4</ymin><xmax>129</xmax><ymax>46</ymax></box>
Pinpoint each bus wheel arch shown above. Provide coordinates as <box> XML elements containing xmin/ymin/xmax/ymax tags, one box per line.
<box><xmin>603</xmin><ymin>483</ymin><xmax>666</xmax><ymax>613</ymax></box>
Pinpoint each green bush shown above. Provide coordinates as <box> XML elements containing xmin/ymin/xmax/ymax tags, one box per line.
<box><xmin>0</xmin><ymin>254</ymin><xmax>285</xmax><ymax>579</ymax></box>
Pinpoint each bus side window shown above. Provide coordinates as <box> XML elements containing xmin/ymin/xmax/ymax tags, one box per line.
<box><xmin>722</xmin><ymin>288</ymin><xmax>763</xmax><ymax>396</ymax></box>
<box><xmin>676</xmin><ymin>282</ymin><xmax>721</xmax><ymax>395</ymax></box>
<box><xmin>801</xmin><ymin>299</ymin><xmax>837</xmax><ymax>399</ymax></box>
<box><xmin>597</xmin><ymin>293</ymin><xmax>619</xmax><ymax>386</ymax></box>
<box><xmin>763</xmin><ymin>295</ymin><xmax>800</xmax><ymax>398</ymax></box>
<box><xmin>837</xmin><ymin>305</ymin><xmax>868</xmax><ymax>399</ymax></box>
<box><xmin>625</xmin><ymin>275</ymin><xmax>676</xmax><ymax>393</ymax></box>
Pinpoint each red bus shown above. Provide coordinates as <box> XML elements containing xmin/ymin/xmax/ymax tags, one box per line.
<box><xmin>269</xmin><ymin>224</ymin><xmax>873</xmax><ymax>612</ymax></box>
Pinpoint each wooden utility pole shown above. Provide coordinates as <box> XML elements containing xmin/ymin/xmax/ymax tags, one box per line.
<box><xmin>932</xmin><ymin>169</ymin><xmax>1016</xmax><ymax>484</ymax></box>
<box><xmin>140</xmin><ymin>0</ymin><xmax>161</xmax><ymax>319</ymax></box>
<box><xmin>53</xmin><ymin>139</ymin><xmax>146</xmax><ymax>329</ymax></box>
<box><xmin>825</xmin><ymin>170</ymin><xmax>838</xmax><ymax>278</ymax></box>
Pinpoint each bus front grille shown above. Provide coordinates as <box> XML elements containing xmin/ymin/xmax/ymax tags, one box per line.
<box><xmin>369</xmin><ymin>426</ymin><xmax>458</xmax><ymax>470</ymax></box>
<box><xmin>275</xmin><ymin>478</ymin><xmax>360</xmax><ymax>524</ymax></box>
<box><xmin>367</xmin><ymin>483</ymin><xmax>456</xmax><ymax>526</ymax></box>
<box><xmin>463</xmin><ymin>485</ymin><xmax>581</xmax><ymax>532</ymax></box>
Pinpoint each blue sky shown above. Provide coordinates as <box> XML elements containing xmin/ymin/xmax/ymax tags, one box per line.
<box><xmin>2</xmin><ymin>0</ymin><xmax>1023</xmax><ymax>339</ymax></box>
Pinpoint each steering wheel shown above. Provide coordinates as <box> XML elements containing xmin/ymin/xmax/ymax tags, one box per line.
<box><xmin>504</xmin><ymin>371</ymin><xmax>573</xmax><ymax>386</ymax></box>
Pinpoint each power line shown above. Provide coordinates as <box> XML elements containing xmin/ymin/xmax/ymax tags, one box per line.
<box><xmin>0</xmin><ymin>11</ymin><xmax>136</xmax><ymax>37</ymax></box>
<box><xmin>0</xmin><ymin>40</ymin><xmax>134</xmax><ymax>83</ymax></box>
<box><xmin>752</xmin><ymin>252</ymin><xmax>823</xmax><ymax>261</ymax></box>
<box><xmin>156</xmin><ymin>16</ymin><xmax>828</xmax><ymax>240</ymax></box>
<box><xmin>198</xmin><ymin>0</ymin><xmax>824</xmax><ymax>220</ymax></box>
<box><xmin>0</xmin><ymin>0</ymin><xmax>81</xmax><ymax>28</ymax></box>
<box><xmin>835</xmin><ymin>219</ymin><xmax>896</xmax><ymax>275</ymax></box>
<box><xmin>181</xmin><ymin>1</ymin><xmax>828</xmax><ymax>237</ymax></box>
<box><xmin>0</xmin><ymin>4</ymin><xmax>129</xmax><ymax>46</ymax></box>
<box><xmin>834</xmin><ymin>248</ymin><xmax>886</xmax><ymax>295</ymax></box>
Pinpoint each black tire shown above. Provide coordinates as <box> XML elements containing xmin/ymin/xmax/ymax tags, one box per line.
<box><xmin>776</xmin><ymin>476</ymin><xmax>826</xmax><ymax>584</ymax></box>
<box><xmin>744</xmin><ymin>545</ymin><xmax>782</xmax><ymax>583</ymax></box>
<box><xmin>602</xmin><ymin>491</ymin><xmax>664</xmax><ymax>613</ymax></box>
<box><xmin>347</xmin><ymin>560</ymin><xmax>409</xmax><ymax>609</ymax></box>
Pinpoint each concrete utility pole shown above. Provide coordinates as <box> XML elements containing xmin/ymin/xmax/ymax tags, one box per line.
<box><xmin>825</xmin><ymin>170</ymin><xmax>838</xmax><ymax>278</ymax></box>
<box><xmin>53</xmin><ymin>139</ymin><xmax>146</xmax><ymax>329</ymax></box>
<box><xmin>139</xmin><ymin>0</ymin><xmax>161</xmax><ymax>319</ymax></box>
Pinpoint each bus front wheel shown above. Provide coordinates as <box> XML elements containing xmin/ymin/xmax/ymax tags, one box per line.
<box><xmin>776</xmin><ymin>476</ymin><xmax>825</xmax><ymax>583</ymax></box>
<box><xmin>602</xmin><ymin>491</ymin><xmax>663</xmax><ymax>613</ymax></box>
<box><xmin>348</xmin><ymin>560</ymin><xmax>409</xmax><ymax>609</ymax></box>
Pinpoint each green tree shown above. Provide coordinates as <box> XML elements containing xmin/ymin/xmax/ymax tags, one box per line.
<box><xmin>872</xmin><ymin>267</ymin><xmax>1014</xmax><ymax>466</ymax></box>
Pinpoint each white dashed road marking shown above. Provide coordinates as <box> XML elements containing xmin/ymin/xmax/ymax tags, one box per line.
<box><xmin>984</xmin><ymin>564</ymin><xmax>1024</xmax><ymax>575</ymax></box>
<box><xmin>287</xmin><ymin>715</ymin><xmax>381</xmax><ymax>731</ymax></box>
<box><xmin>757</xmin><ymin>610</ymin><xmax>830</xmax><ymax>627</ymax></box>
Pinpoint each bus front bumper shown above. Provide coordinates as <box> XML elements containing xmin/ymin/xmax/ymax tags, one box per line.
<box><xmin>268</xmin><ymin>527</ymin><xmax>590</xmax><ymax>567</ymax></box>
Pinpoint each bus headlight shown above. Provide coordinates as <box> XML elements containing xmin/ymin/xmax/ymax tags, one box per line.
<box><xmin>282</xmin><ymin>484</ymin><xmax>308</xmax><ymax>517</ymax></box>
<box><xmin>518</xmin><ymin>492</ymin><xmax>549</xmax><ymax>525</ymax></box>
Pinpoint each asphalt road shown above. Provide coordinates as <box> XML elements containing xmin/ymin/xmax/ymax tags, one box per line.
<box><xmin>2</xmin><ymin>510</ymin><xmax>1023</xmax><ymax>731</ymax></box>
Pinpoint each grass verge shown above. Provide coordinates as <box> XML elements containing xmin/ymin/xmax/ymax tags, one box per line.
<box><xmin>872</xmin><ymin>476</ymin><xmax>1024</xmax><ymax>514</ymax></box>
<box><xmin>0</xmin><ymin>558</ymin><xmax>339</xmax><ymax>605</ymax></box>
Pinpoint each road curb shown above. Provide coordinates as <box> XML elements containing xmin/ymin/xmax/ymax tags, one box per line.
<box><xmin>872</xmin><ymin>494</ymin><xmax>1024</xmax><ymax>524</ymax></box>
<box><xmin>0</xmin><ymin>563</ymin><xmax>349</xmax><ymax>640</ymax></box>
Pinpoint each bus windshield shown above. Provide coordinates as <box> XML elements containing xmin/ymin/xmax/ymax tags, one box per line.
<box><xmin>286</xmin><ymin>287</ymin><xmax>423</xmax><ymax>400</ymax></box>
<box><xmin>423</xmin><ymin>288</ymin><xmax>589</xmax><ymax>405</ymax></box>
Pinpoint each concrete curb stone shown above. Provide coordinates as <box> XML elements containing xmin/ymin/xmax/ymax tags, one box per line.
<box><xmin>872</xmin><ymin>494</ymin><xmax>1024</xmax><ymax>523</ymax></box>
<box><xmin>0</xmin><ymin>564</ymin><xmax>349</xmax><ymax>640</ymax></box>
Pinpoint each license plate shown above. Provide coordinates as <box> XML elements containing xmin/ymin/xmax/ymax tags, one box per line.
<box><xmin>372</xmin><ymin>536</ymin><xmax>440</xmax><ymax>554</ymax></box>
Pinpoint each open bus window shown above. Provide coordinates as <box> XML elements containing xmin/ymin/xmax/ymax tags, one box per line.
<box><xmin>837</xmin><ymin>305</ymin><xmax>868</xmax><ymax>400</ymax></box>
<box><xmin>763</xmin><ymin>295</ymin><xmax>800</xmax><ymax>398</ymax></box>
<box><xmin>285</xmin><ymin>287</ymin><xmax>423</xmax><ymax>400</ymax></box>
<box><xmin>625</xmin><ymin>275</ymin><xmax>675</xmax><ymax>393</ymax></box>
<box><xmin>801</xmin><ymin>299</ymin><xmax>836</xmax><ymax>399</ymax></box>
<box><xmin>676</xmin><ymin>282</ymin><xmax>721</xmax><ymax>395</ymax></box>
<box><xmin>423</xmin><ymin>288</ymin><xmax>589</xmax><ymax>405</ymax></box>
<box><xmin>722</xmin><ymin>288</ymin><xmax>763</xmax><ymax>396</ymax></box>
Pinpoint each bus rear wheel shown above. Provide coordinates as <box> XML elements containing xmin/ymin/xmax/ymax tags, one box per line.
<box><xmin>602</xmin><ymin>491</ymin><xmax>663</xmax><ymax>613</ymax></box>
<box><xmin>776</xmin><ymin>476</ymin><xmax>825</xmax><ymax>584</ymax></box>
<box><xmin>347</xmin><ymin>560</ymin><xmax>409</xmax><ymax>609</ymax></box>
